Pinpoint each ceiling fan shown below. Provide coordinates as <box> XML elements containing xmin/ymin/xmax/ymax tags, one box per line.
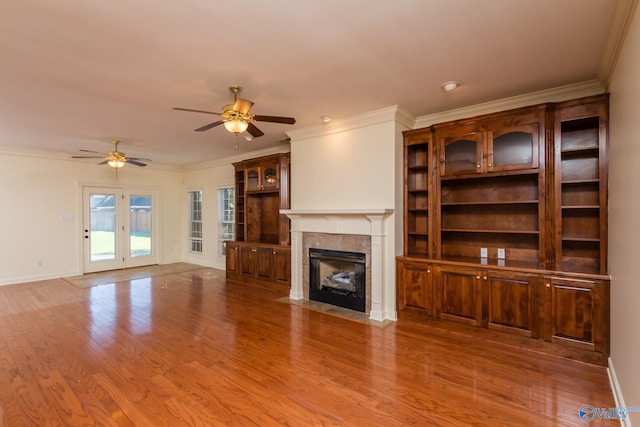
<box><xmin>173</xmin><ymin>86</ymin><xmax>296</xmax><ymax>138</ymax></box>
<box><xmin>72</xmin><ymin>140</ymin><xmax>151</xmax><ymax>169</ymax></box>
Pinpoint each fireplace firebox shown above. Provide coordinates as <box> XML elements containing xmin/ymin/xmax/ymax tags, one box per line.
<box><xmin>309</xmin><ymin>248</ymin><xmax>366</xmax><ymax>312</ymax></box>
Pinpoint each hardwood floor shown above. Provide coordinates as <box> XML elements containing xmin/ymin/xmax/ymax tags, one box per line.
<box><xmin>0</xmin><ymin>267</ymin><xmax>614</xmax><ymax>426</ymax></box>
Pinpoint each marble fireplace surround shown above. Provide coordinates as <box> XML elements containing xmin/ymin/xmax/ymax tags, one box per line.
<box><xmin>281</xmin><ymin>209</ymin><xmax>393</xmax><ymax>322</ymax></box>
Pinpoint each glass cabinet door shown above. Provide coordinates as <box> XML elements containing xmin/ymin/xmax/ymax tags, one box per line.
<box><xmin>488</xmin><ymin>124</ymin><xmax>539</xmax><ymax>171</ymax></box>
<box><xmin>245</xmin><ymin>167</ymin><xmax>260</xmax><ymax>191</ymax></box>
<box><xmin>441</xmin><ymin>132</ymin><xmax>484</xmax><ymax>176</ymax></box>
<box><xmin>261</xmin><ymin>166</ymin><xmax>279</xmax><ymax>191</ymax></box>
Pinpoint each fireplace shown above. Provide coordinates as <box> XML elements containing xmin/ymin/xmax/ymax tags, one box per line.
<box><xmin>309</xmin><ymin>248</ymin><xmax>366</xmax><ymax>312</ymax></box>
<box><xmin>281</xmin><ymin>209</ymin><xmax>395</xmax><ymax>322</ymax></box>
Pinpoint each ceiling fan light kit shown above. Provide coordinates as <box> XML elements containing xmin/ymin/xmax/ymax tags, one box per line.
<box><xmin>173</xmin><ymin>86</ymin><xmax>296</xmax><ymax>138</ymax></box>
<box><xmin>223</xmin><ymin>118</ymin><xmax>249</xmax><ymax>134</ymax></box>
<box><xmin>71</xmin><ymin>140</ymin><xmax>151</xmax><ymax>171</ymax></box>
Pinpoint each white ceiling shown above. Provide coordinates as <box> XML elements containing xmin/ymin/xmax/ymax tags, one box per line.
<box><xmin>0</xmin><ymin>0</ymin><xmax>631</xmax><ymax>168</ymax></box>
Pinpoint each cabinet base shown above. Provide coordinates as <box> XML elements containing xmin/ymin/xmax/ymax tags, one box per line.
<box><xmin>398</xmin><ymin>306</ymin><xmax>607</xmax><ymax>366</ymax></box>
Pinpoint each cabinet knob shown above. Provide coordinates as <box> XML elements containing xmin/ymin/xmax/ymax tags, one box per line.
<box><xmin>488</xmin><ymin>163</ymin><xmax>492</xmax><ymax>167</ymax></box>
<box><xmin>476</xmin><ymin>275</ymin><xmax>480</xmax><ymax>279</ymax></box>
<box><xmin>273</xmin><ymin>251</ymin><xmax>276</xmax><ymax>255</ymax></box>
<box><xmin>426</xmin><ymin>269</ymin><xmax>431</xmax><ymax>273</ymax></box>
<box><xmin>483</xmin><ymin>276</ymin><xmax>488</xmax><ymax>280</ymax></box>
<box><xmin>476</xmin><ymin>164</ymin><xmax>481</xmax><ymax>168</ymax></box>
<box><xmin>545</xmin><ymin>283</ymin><xmax>551</xmax><ymax>288</ymax></box>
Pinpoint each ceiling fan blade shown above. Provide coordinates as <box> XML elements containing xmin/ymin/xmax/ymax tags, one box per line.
<box><xmin>233</xmin><ymin>98</ymin><xmax>254</xmax><ymax>115</ymax></box>
<box><xmin>78</xmin><ymin>149</ymin><xmax>104</xmax><ymax>154</ymax></box>
<box><xmin>253</xmin><ymin>115</ymin><xmax>296</xmax><ymax>125</ymax></box>
<box><xmin>128</xmin><ymin>157</ymin><xmax>152</xmax><ymax>162</ymax></box>
<box><xmin>195</xmin><ymin>120</ymin><xmax>224</xmax><ymax>132</ymax></box>
<box><xmin>126</xmin><ymin>159</ymin><xmax>147</xmax><ymax>167</ymax></box>
<box><xmin>173</xmin><ymin>107</ymin><xmax>222</xmax><ymax>115</ymax></box>
<box><xmin>72</xmin><ymin>155</ymin><xmax>105</xmax><ymax>159</ymax></box>
<box><xmin>247</xmin><ymin>122</ymin><xmax>264</xmax><ymax>138</ymax></box>
<box><xmin>98</xmin><ymin>160</ymin><xmax>108</xmax><ymax>165</ymax></box>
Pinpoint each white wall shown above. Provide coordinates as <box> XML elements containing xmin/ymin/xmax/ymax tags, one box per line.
<box><xmin>0</xmin><ymin>153</ymin><xmax>185</xmax><ymax>285</ymax></box>
<box><xmin>288</xmin><ymin>106</ymin><xmax>412</xmax><ymax>320</ymax></box>
<box><xmin>291</xmin><ymin>122</ymin><xmax>396</xmax><ymax>210</ymax></box>
<box><xmin>607</xmin><ymin>3</ymin><xmax>640</xmax><ymax>423</ymax></box>
<box><xmin>182</xmin><ymin>162</ymin><xmax>236</xmax><ymax>270</ymax></box>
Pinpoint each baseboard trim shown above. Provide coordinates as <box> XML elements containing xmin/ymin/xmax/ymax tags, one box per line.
<box><xmin>608</xmin><ymin>357</ymin><xmax>632</xmax><ymax>427</ymax></box>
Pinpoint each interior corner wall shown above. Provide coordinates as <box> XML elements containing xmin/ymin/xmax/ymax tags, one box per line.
<box><xmin>607</xmin><ymin>3</ymin><xmax>640</xmax><ymax>423</ymax></box>
<box><xmin>0</xmin><ymin>153</ymin><xmax>185</xmax><ymax>285</ymax></box>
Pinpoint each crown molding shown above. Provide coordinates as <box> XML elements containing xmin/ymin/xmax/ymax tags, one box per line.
<box><xmin>287</xmin><ymin>105</ymin><xmax>415</xmax><ymax>142</ymax></box>
<box><xmin>599</xmin><ymin>0</ymin><xmax>639</xmax><ymax>89</ymax></box>
<box><xmin>414</xmin><ymin>80</ymin><xmax>606</xmax><ymax>129</ymax></box>
<box><xmin>183</xmin><ymin>145</ymin><xmax>291</xmax><ymax>172</ymax></box>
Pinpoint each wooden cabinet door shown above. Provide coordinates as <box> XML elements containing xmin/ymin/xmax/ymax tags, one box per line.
<box><xmin>483</xmin><ymin>271</ymin><xmax>538</xmax><ymax>337</ymax></box>
<box><xmin>225</xmin><ymin>241</ymin><xmax>240</xmax><ymax>279</ymax></box>
<box><xmin>397</xmin><ymin>261</ymin><xmax>434</xmax><ymax>316</ymax></box>
<box><xmin>245</xmin><ymin>162</ymin><xmax>280</xmax><ymax>193</ymax></box>
<box><xmin>439</xmin><ymin>131</ymin><xmax>484</xmax><ymax>176</ymax></box>
<box><xmin>245</xmin><ymin>166</ymin><xmax>261</xmax><ymax>192</ymax></box>
<box><xmin>273</xmin><ymin>247</ymin><xmax>291</xmax><ymax>285</ymax></box>
<box><xmin>544</xmin><ymin>276</ymin><xmax>606</xmax><ymax>353</ymax></box>
<box><xmin>255</xmin><ymin>246</ymin><xmax>273</xmax><ymax>281</ymax></box>
<box><xmin>487</xmin><ymin>123</ymin><xmax>540</xmax><ymax>172</ymax></box>
<box><xmin>261</xmin><ymin>164</ymin><xmax>280</xmax><ymax>192</ymax></box>
<box><xmin>239</xmin><ymin>245</ymin><xmax>256</xmax><ymax>278</ymax></box>
<box><xmin>436</xmin><ymin>265</ymin><xmax>482</xmax><ymax>326</ymax></box>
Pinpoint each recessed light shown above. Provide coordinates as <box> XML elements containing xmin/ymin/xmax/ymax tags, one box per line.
<box><xmin>321</xmin><ymin>116</ymin><xmax>332</xmax><ymax>123</ymax></box>
<box><xmin>441</xmin><ymin>81</ymin><xmax>460</xmax><ymax>92</ymax></box>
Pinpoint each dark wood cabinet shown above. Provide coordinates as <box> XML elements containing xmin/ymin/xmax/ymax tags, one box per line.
<box><xmin>436</xmin><ymin>107</ymin><xmax>543</xmax><ymax>176</ymax></box>
<box><xmin>554</xmin><ymin>98</ymin><xmax>608</xmax><ymax>274</ymax></box>
<box><xmin>226</xmin><ymin>241</ymin><xmax>240</xmax><ymax>278</ymax></box>
<box><xmin>544</xmin><ymin>276</ymin><xmax>608</xmax><ymax>354</ymax></box>
<box><xmin>396</xmin><ymin>261</ymin><xmax>434</xmax><ymax>315</ymax></box>
<box><xmin>245</xmin><ymin>160</ymin><xmax>281</xmax><ymax>193</ymax></box>
<box><xmin>232</xmin><ymin>153</ymin><xmax>290</xmax><ymax>246</ymax></box>
<box><xmin>398</xmin><ymin>94</ymin><xmax>610</xmax><ymax>365</ymax></box>
<box><xmin>404</xmin><ymin>129</ymin><xmax>434</xmax><ymax>258</ymax></box>
<box><xmin>436</xmin><ymin>265</ymin><xmax>482</xmax><ymax>327</ymax></box>
<box><xmin>226</xmin><ymin>241</ymin><xmax>291</xmax><ymax>286</ymax></box>
<box><xmin>483</xmin><ymin>270</ymin><xmax>538</xmax><ymax>337</ymax></box>
<box><xmin>227</xmin><ymin>153</ymin><xmax>291</xmax><ymax>287</ymax></box>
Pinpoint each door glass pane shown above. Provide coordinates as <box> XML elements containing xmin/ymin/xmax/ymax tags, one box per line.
<box><xmin>262</xmin><ymin>167</ymin><xmax>278</xmax><ymax>188</ymax></box>
<box><xmin>130</xmin><ymin>195</ymin><xmax>152</xmax><ymax>257</ymax></box>
<box><xmin>90</xmin><ymin>193</ymin><xmax>116</xmax><ymax>261</ymax></box>
<box><xmin>493</xmin><ymin>131</ymin><xmax>533</xmax><ymax>166</ymax></box>
<box><xmin>445</xmin><ymin>140</ymin><xmax>477</xmax><ymax>171</ymax></box>
<box><xmin>246</xmin><ymin>169</ymin><xmax>259</xmax><ymax>189</ymax></box>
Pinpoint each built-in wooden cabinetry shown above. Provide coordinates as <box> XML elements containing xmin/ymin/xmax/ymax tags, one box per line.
<box><xmin>397</xmin><ymin>95</ymin><xmax>609</xmax><ymax>365</ymax></box>
<box><xmin>225</xmin><ymin>241</ymin><xmax>291</xmax><ymax>286</ymax></box>
<box><xmin>226</xmin><ymin>153</ymin><xmax>291</xmax><ymax>287</ymax></box>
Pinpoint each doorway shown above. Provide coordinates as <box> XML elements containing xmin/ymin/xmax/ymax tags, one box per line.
<box><xmin>82</xmin><ymin>186</ymin><xmax>158</xmax><ymax>273</ymax></box>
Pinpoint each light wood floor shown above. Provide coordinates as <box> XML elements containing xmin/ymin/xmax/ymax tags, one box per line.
<box><xmin>0</xmin><ymin>266</ymin><xmax>614</xmax><ymax>426</ymax></box>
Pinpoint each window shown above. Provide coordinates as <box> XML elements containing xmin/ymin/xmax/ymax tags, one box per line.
<box><xmin>218</xmin><ymin>187</ymin><xmax>235</xmax><ymax>255</ymax></box>
<box><xmin>188</xmin><ymin>190</ymin><xmax>203</xmax><ymax>253</ymax></box>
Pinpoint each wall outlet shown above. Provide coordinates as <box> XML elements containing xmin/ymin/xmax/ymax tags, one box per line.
<box><xmin>480</xmin><ymin>247</ymin><xmax>488</xmax><ymax>258</ymax></box>
<box><xmin>497</xmin><ymin>248</ymin><xmax>506</xmax><ymax>259</ymax></box>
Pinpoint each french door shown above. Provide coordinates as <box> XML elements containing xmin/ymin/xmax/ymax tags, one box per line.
<box><xmin>82</xmin><ymin>186</ymin><xmax>158</xmax><ymax>273</ymax></box>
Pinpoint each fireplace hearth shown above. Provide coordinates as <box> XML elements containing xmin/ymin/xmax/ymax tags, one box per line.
<box><xmin>309</xmin><ymin>248</ymin><xmax>366</xmax><ymax>312</ymax></box>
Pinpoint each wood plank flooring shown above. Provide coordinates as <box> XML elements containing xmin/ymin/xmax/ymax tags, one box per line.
<box><xmin>0</xmin><ymin>267</ymin><xmax>614</xmax><ymax>426</ymax></box>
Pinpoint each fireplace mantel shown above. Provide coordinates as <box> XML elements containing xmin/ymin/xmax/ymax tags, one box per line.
<box><xmin>281</xmin><ymin>209</ymin><xmax>395</xmax><ymax>322</ymax></box>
